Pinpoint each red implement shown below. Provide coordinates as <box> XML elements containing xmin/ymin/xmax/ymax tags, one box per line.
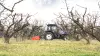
<box><xmin>32</xmin><ymin>36</ymin><xmax>40</xmax><ymax>40</ymax></box>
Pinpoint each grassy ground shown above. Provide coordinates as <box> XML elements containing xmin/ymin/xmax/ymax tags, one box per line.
<box><xmin>0</xmin><ymin>38</ymin><xmax>100</xmax><ymax>56</ymax></box>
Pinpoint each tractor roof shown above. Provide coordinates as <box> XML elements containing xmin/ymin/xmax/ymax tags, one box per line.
<box><xmin>47</xmin><ymin>24</ymin><xmax>57</xmax><ymax>26</ymax></box>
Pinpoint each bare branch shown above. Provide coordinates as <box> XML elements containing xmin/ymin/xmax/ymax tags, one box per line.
<box><xmin>5</xmin><ymin>14</ymin><xmax>16</xmax><ymax>35</ymax></box>
<box><xmin>0</xmin><ymin>0</ymin><xmax>23</xmax><ymax>12</ymax></box>
<box><xmin>65</xmin><ymin>0</ymin><xmax>69</xmax><ymax>13</ymax></box>
<box><xmin>12</xmin><ymin>13</ymin><xmax>16</xmax><ymax>23</ymax></box>
<box><xmin>0</xmin><ymin>8</ymin><xmax>5</xmax><ymax>16</ymax></box>
<box><xmin>17</xmin><ymin>14</ymin><xmax>23</xmax><ymax>23</ymax></box>
<box><xmin>76</xmin><ymin>4</ymin><xmax>87</xmax><ymax>22</ymax></box>
<box><xmin>12</xmin><ymin>0</ymin><xmax>23</xmax><ymax>12</ymax></box>
<box><xmin>98</xmin><ymin>1</ymin><xmax>100</xmax><ymax>9</ymax></box>
<box><xmin>0</xmin><ymin>3</ymin><xmax>13</xmax><ymax>12</ymax></box>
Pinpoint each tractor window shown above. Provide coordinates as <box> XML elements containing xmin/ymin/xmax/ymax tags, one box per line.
<box><xmin>47</xmin><ymin>26</ymin><xmax>51</xmax><ymax>30</ymax></box>
<box><xmin>52</xmin><ymin>27</ymin><xmax>56</xmax><ymax>31</ymax></box>
<box><xmin>47</xmin><ymin>26</ymin><xmax>57</xmax><ymax>31</ymax></box>
<box><xmin>52</xmin><ymin>26</ymin><xmax>58</xmax><ymax>32</ymax></box>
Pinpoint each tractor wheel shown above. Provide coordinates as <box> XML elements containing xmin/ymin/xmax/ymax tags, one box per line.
<box><xmin>61</xmin><ymin>35</ymin><xmax>67</xmax><ymax>41</ymax></box>
<box><xmin>63</xmin><ymin>37</ymin><xmax>67</xmax><ymax>41</ymax></box>
<box><xmin>45</xmin><ymin>32</ymin><xmax>54</xmax><ymax>40</ymax></box>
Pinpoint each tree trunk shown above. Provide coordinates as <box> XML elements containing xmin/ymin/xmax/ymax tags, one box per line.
<box><xmin>4</xmin><ymin>37</ymin><xmax>10</xmax><ymax>44</ymax></box>
<box><xmin>83</xmin><ymin>35</ymin><xmax>90</xmax><ymax>44</ymax></box>
<box><xmin>75</xmin><ymin>34</ymin><xmax>80</xmax><ymax>41</ymax></box>
<box><xmin>86</xmin><ymin>39</ymin><xmax>90</xmax><ymax>44</ymax></box>
<box><xmin>21</xmin><ymin>36</ymin><xmax>25</xmax><ymax>41</ymax></box>
<box><xmin>86</xmin><ymin>35</ymin><xmax>90</xmax><ymax>44</ymax></box>
<box><xmin>27</xmin><ymin>36</ymin><xmax>31</xmax><ymax>40</ymax></box>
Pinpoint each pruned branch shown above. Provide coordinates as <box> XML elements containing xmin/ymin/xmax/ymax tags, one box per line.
<box><xmin>76</xmin><ymin>4</ymin><xmax>87</xmax><ymax>23</ymax></box>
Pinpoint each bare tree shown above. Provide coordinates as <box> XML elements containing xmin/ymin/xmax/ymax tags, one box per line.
<box><xmin>54</xmin><ymin>0</ymin><xmax>100</xmax><ymax>44</ymax></box>
<box><xmin>0</xmin><ymin>0</ymin><xmax>29</xmax><ymax>43</ymax></box>
<box><xmin>2</xmin><ymin>13</ymin><xmax>30</xmax><ymax>43</ymax></box>
<box><xmin>63</xmin><ymin>0</ymin><xmax>100</xmax><ymax>44</ymax></box>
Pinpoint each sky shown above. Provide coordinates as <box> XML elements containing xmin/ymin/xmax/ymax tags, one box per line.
<box><xmin>4</xmin><ymin>0</ymin><xmax>100</xmax><ymax>24</ymax></box>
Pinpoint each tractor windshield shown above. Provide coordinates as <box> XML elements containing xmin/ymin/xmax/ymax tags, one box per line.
<box><xmin>47</xmin><ymin>26</ymin><xmax>57</xmax><ymax>30</ymax></box>
<box><xmin>47</xmin><ymin>25</ymin><xmax>58</xmax><ymax>32</ymax></box>
<box><xmin>52</xmin><ymin>26</ymin><xmax>57</xmax><ymax>31</ymax></box>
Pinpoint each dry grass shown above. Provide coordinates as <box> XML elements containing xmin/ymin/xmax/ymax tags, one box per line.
<box><xmin>0</xmin><ymin>38</ymin><xmax>100</xmax><ymax>56</ymax></box>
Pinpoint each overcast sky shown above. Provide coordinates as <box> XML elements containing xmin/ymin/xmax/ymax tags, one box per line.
<box><xmin>4</xmin><ymin>0</ymin><xmax>100</xmax><ymax>24</ymax></box>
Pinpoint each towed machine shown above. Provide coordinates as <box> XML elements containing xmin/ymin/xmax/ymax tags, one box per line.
<box><xmin>44</xmin><ymin>24</ymin><xmax>67</xmax><ymax>40</ymax></box>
